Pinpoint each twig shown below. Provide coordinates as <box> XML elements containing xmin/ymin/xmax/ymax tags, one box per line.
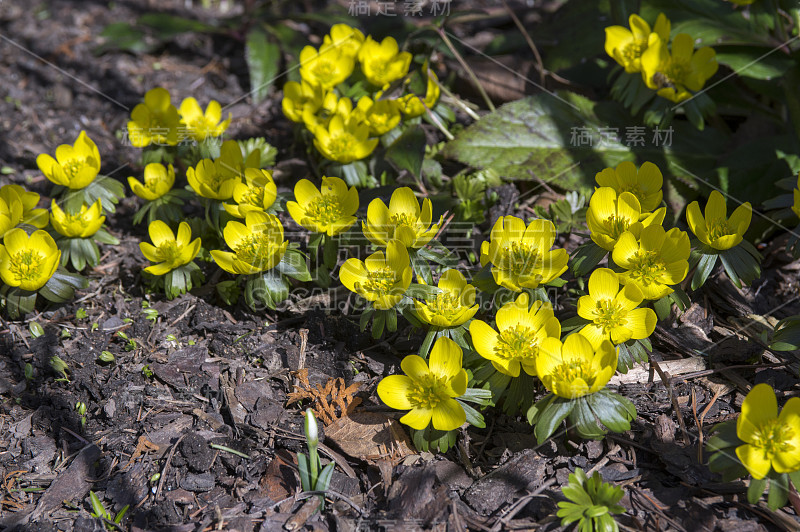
<box><xmin>651</xmin><ymin>358</ymin><xmax>691</xmax><ymax>444</ymax></box>
<box><xmin>155</xmin><ymin>433</ymin><xmax>186</xmax><ymax>500</ymax></box>
<box><xmin>168</xmin><ymin>303</ymin><xmax>196</xmax><ymax>328</ymax></box>
<box><xmin>209</xmin><ymin>444</ymin><xmax>249</xmax><ymax>459</ymax></box>
<box><xmin>500</xmin><ymin>0</ymin><xmax>545</xmax><ymax>86</ymax></box>
<box><xmin>436</xmin><ymin>27</ymin><xmax>495</xmax><ymax>111</ymax></box>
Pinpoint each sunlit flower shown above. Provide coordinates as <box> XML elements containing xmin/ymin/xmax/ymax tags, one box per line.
<box><xmin>480</xmin><ymin>216</ymin><xmax>569</xmax><ymax>292</ymax></box>
<box><xmin>282</xmin><ymin>80</ymin><xmax>324</xmax><ymax>123</ymax></box>
<box><xmin>686</xmin><ymin>190</ymin><xmax>751</xmax><ymax>251</ymax></box>
<box><xmin>536</xmin><ymin>335</ymin><xmax>617</xmax><ymax>399</ymax></box>
<box><xmin>323</xmin><ymin>23</ymin><xmax>365</xmax><ymax>58</ymax></box>
<box><xmin>641</xmin><ymin>33</ymin><xmax>718</xmax><ymax>103</ymax></box>
<box><xmin>211</xmin><ymin>212</ymin><xmax>288</xmax><ymax>275</ymax></box>
<box><xmin>1</xmin><ymin>185</ymin><xmax>48</xmax><ymax>231</ymax></box>
<box><xmin>128</xmin><ymin>163</ymin><xmax>175</xmax><ymax>201</ymax></box>
<box><xmin>792</xmin><ymin>172</ymin><xmax>800</xmax><ymax>221</ymax></box>
<box><xmin>36</xmin><ymin>131</ymin><xmax>101</xmax><ymax>189</ymax></box>
<box><xmin>50</xmin><ymin>200</ymin><xmax>105</xmax><ymax>238</ymax></box>
<box><xmin>470</xmin><ymin>292</ymin><xmax>560</xmax><ymax>377</ymax></box>
<box><xmin>339</xmin><ymin>239</ymin><xmax>412</xmax><ymax>310</ymax></box>
<box><xmin>736</xmin><ymin>383</ymin><xmax>800</xmax><ymax>479</ymax></box>
<box><xmin>303</xmin><ymin>92</ymin><xmax>355</xmax><ymax>134</ymax></box>
<box><xmin>187</xmin><ymin>140</ymin><xmax>260</xmax><ymax>200</ymax></box>
<box><xmin>414</xmin><ymin>269</ymin><xmax>478</xmax><ymax>328</ymax></box>
<box><xmin>299</xmin><ymin>43</ymin><xmax>355</xmax><ymax>90</ymax></box>
<box><xmin>140</xmin><ymin>221</ymin><xmax>201</xmax><ymax>275</ymax></box>
<box><xmin>359</xmin><ymin>96</ymin><xmax>401</xmax><ymax>136</ymax></box>
<box><xmin>0</xmin><ymin>228</ymin><xmax>60</xmax><ymax>291</ymax></box>
<box><xmin>586</xmin><ymin>187</ymin><xmax>665</xmax><ymax>251</ymax></box>
<box><xmin>377</xmin><ymin>336</ymin><xmax>467</xmax><ymax>431</ymax></box>
<box><xmin>577</xmin><ymin>268</ymin><xmax>657</xmax><ymax>348</ymax></box>
<box><xmin>612</xmin><ymin>225</ymin><xmax>690</xmax><ymax>300</ymax></box>
<box><xmin>0</xmin><ymin>194</ymin><xmax>24</xmax><ymax>238</ymax></box>
<box><xmin>127</xmin><ymin>87</ymin><xmax>182</xmax><ymax>147</ymax></box>
<box><xmin>223</xmin><ymin>169</ymin><xmax>278</xmax><ymax>219</ymax></box>
<box><xmin>313</xmin><ymin>114</ymin><xmax>379</xmax><ymax>164</ymax></box>
<box><xmin>286</xmin><ymin>176</ymin><xmax>358</xmax><ymax>237</ymax></box>
<box><xmin>358</xmin><ymin>36</ymin><xmax>412</xmax><ymax>87</ymax></box>
<box><xmin>398</xmin><ymin>66</ymin><xmax>441</xmax><ymax>118</ymax></box>
<box><xmin>605</xmin><ymin>13</ymin><xmax>670</xmax><ymax>73</ymax></box>
<box><xmin>595</xmin><ymin>161</ymin><xmax>663</xmax><ymax>212</ymax></box>
<box><xmin>363</xmin><ymin>187</ymin><xmax>440</xmax><ymax>249</ymax></box>
<box><xmin>178</xmin><ymin>97</ymin><xmax>231</xmax><ymax>142</ymax></box>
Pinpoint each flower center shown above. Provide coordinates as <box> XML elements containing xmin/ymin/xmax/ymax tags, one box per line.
<box><xmin>500</xmin><ymin>241</ymin><xmax>541</xmax><ymax>273</ymax></box>
<box><xmin>156</xmin><ymin>241</ymin><xmax>182</xmax><ymax>265</ymax></box>
<box><xmin>706</xmin><ymin>217</ymin><xmax>732</xmax><ymax>241</ymax></box>
<box><xmin>603</xmin><ymin>214</ymin><xmax>631</xmax><ymax>239</ymax></box>
<box><xmin>362</xmin><ymin>266</ymin><xmax>396</xmax><ymax>294</ymax></box>
<box><xmin>390</xmin><ymin>212</ymin><xmax>417</xmax><ymax>228</ymax></box>
<box><xmin>406</xmin><ymin>373</ymin><xmax>450</xmax><ymax>409</ymax></box>
<box><xmin>422</xmin><ymin>290</ymin><xmax>462</xmax><ymax>320</ymax></box>
<box><xmin>751</xmin><ymin>419</ymin><xmax>796</xmax><ymax>458</ymax></box>
<box><xmin>312</xmin><ymin>61</ymin><xmax>335</xmax><ymax>82</ymax></box>
<box><xmin>323</xmin><ymin>133</ymin><xmax>357</xmax><ymax>161</ymax></box>
<box><xmin>234</xmin><ymin>232</ymin><xmax>277</xmax><ymax>268</ymax></box>
<box><xmin>61</xmin><ymin>210</ymin><xmax>90</xmax><ymax>229</ymax></box>
<box><xmin>367</xmin><ymin>59</ymin><xmax>389</xmax><ymax>81</ymax></box>
<box><xmin>494</xmin><ymin>324</ymin><xmax>538</xmax><ymax>361</ymax></box>
<box><xmin>623</xmin><ymin>184</ymin><xmax>645</xmax><ymax>203</ymax></box>
<box><xmin>241</xmin><ymin>186</ymin><xmax>265</xmax><ymax>208</ymax></box>
<box><xmin>665</xmin><ymin>61</ymin><xmax>689</xmax><ymax>84</ymax></box>
<box><xmin>627</xmin><ymin>249</ymin><xmax>666</xmax><ymax>287</ymax></box>
<box><xmin>551</xmin><ymin>359</ymin><xmax>596</xmax><ymax>389</ymax></box>
<box><xmin>593</xmin><ymin>299</ymin><xmax>627</xmax><ymax>332</ymax></box>
<box><xmin>9</xmin><ymin>249</ymin><xmax>44</xmax><ymax>283</ymax></box>
<box><xmin>305</xmin><ymin>194</ymin><xmax>343</xmax><ymax>228</ymax></box>
<box><xmin>63</xmin><ymin>159</ymin><xmax>86</xmax><ymax>179</ymax></box>
<box><xmin>622</xmin><ymin>39</ymin><xmax>647</xmax><ymax>62</ymax></box>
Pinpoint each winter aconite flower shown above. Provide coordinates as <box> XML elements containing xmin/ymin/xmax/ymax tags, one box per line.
<box><xmin>414</xmin><ymin>269</ymin><xmax>478</xmax><ymax>328</ymax></box>
<box><xmin>282</xmin><ymin>80</ymin><xmax>324</xmax><ymax>123</ymax></box>
<box><xmin>50</xmin><ymin>199</ymin><xmax>105</xmax><ymax>238</ymax></box>
<box><xmin>362</xmin><ymin>187</ymin><xmax>440</xmax><ymax>249</ymax></box>
<box><xmin>211</xmin><ymin>212</ymin><xmax>288</xmax><ymax>274</ymax></box>
<box><xmin>36</xmin><ymin>131</ymin><xmax>101</xmax><ymax>189</ymax></box>
<box><xmin>399</xmin><ymin>67</ymin><xmax>441</xmax><ymax>118</ymax></box>
<box><xmin>377</xmin><ymin>337</ymin><xmax>467</xmax><ymax>431</ymax></box>
<box><xmin>128</xmin><ymin>163</ymin><xmax>175</xmax><ymax>201</ymax></box>
<box><xmin>140</xmin><ymin>221</ymin><xmax>201</xmax><ymax>275</ymax></box>
<box><xmin>223</xmin><ymin>169</ymin><xmax>278</xmax><ymax>219</ymax></box>
<box><xmin>312</xmin><ymin>114</ymin><xmax>379</xmax><ymax>164</ymax></box>
<box><xmin>595</xmin><ymin>161</ymin><xmax>664</xmax><ymax>212</ymax></box>
<box><xmin>686</xmin><ymin>190</ymin><xmax>752</xmax><ymax>251</ymax></box>
<box><xmin>641</xmin><ymin>33</ymin><xmax>718</xmax><ymax>103</ymax></box>
<box><xmin>323</xmin><ymin>23</ymin><xmax>365</xmax><ymax>58</ymax></box>
<box><xmin>605</xmin><ymin>13</ymin><xmax>670</xmax><ymax>73</ymax></box>
<box><xmin>736</xmin><ymin>383</ymin><xmax>800</xmax><ymax>479</ymax></box>
<box><xmin>480</xmin><ymin>216</ymin><xmax>569</xmax><ymax>292</ymax></box>
<box><xmin>0</xmin><ymin>193</ymin><xmax>24</xmax><ymax>237</ymax></box>
<box><xmin>359</xmin><ymin>97</ymin><xmax>402</xmax><ymax>136</ymax></box>
<box><xmin>286</xmin><ymin>176</ymin><xmax>358</xmax><ymax>237</ymax></box>
<box><xmin>178</xmin><ymin>97</ymin><xmax>231</xmax><ymax>142</ymax></box>
<box><xmin>577</xmin><ymin>268</ymin><xmax>657</xmax><ymax>348</ymax></box>
<box><xmin>357</xmin><ymin>36</ymin><xmax>412</xmax><ymax>87</ymax></box>
<box><xmin>187</xmin><ymin>140</ymin><xmax>260</xmax><ymax>200</ymax></box>
<box><xmin>0</xmin><ymin>185</ymin><xmax>47</xmax><ymax>229</ymax></box>
<box><xmin>586</xmin><ymin>187</ymin><xmax>665</xmax><ymax>251</ymax></box>
<box><xmin>536</xmin><ymin>335</ymin><xmax>617</xmax><ymax>399</ymax></box>
<box><xmin>339</xmin><ymin>240</ymin><xmax>412</xmax><ymax>310</ymax></box>
<box><xmin>470</xmin><ymin>292</ymin><xmax>560</xmax><ymax>377</ymax></box>
<box><xmin>792</xmin><ymin>172</ymin><xmax>800</xmax><ymax>221</ymax></box>
<box><xmin>299</xmin><ymin>43</ymin><xmax>355</xmax><ymax>90</ymax></box>
<box><xmin>612</xmin><ymin>225</ymin><xmax>690</xmax><ymax>300</ymax></box>
<box><xmin>127</xmin><ymin>87</ymin><xmax>182</xmax><ymax>147</ymax></box>
<box><xmin>0</xmin><ymin>228</ymin><xmax>60</xmax><ymax>291</ymax></box>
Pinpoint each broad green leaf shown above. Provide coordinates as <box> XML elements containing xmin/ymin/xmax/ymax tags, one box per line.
<box><xmin>138</xmin><ymin>14</ymin><xmax>218</xmax><ymax>38</ymax></box>
<box><xmin>246</xmin><ymin>28</ymin><xmax>281</xmax><ymax>104</ymax></box>
<box><xmin>716</xmin><ymin>47</ymin><xmax>794</xmax><ymax>81</ymax></box>
<box><xmin>386</xmin><ymin>127</ymin><xmax>426</xmax><ymax>179</ymax></box>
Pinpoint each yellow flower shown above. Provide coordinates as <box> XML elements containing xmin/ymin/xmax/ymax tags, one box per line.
<box><xmin>377</xmin><ymin>336</ymin><xmax>467</xmax><ymax>431</ymax></box>
<box><xmin>612</xmin><ymin>225</ymin><xmax>690</xmax><ymax>300</ymax></box>
<box><xmin>36</xmin><ymin>131</ymin><xmax>101</xmax><ymax>189</ymax></box>
<box><xmin>605</xmin><ymin>13</ymin><xmax>670</xmax><ymax>73</ymax></box>
<box><xmin>470</xmin><ymin>292</ymin><xmax>560</xmax><ymax>377</ymax></box>
<box><xmin>286</xmin><ymin>176</ymin><xmax>358</xmax><ymax>236</ymax></box>
<box><xmin>303</xmin><ymin>92</ymin><xmax>355</xmax><ymax>134</ymax></box>
<box><xmin>792</xmin><ymin>172</ymin><xmax>800</xmax><ymax>220</ymax></box>
<box><xmin>358</xmin><ymin>36</ymin><xmax>412</xmax><ymax>87</ymax></box>
<box><xmin>187</xmin><ymin>140</ymin><xmax>259</xmax><ymax>200</ymax></box>
<box><xmin>178</xmin><ymin>97</ymin><xmax>231</xmax><ymax>141</ymax></box>
<box><xmin>536</xmin><ymin>335</ymin><xmax>617</xmax><ymax>399</ymax></box>
<box><xmin>595</xmin><ymin>161</ymin><xmax>663</xmax><ymax>212</ymax></box>
<box><xmin>50</xmin><ymin>200</ymin><xmax>105</xmax><ymax>238</ymax></box>
<box><xmin>139</xmin><ymin>221</ymin><xmax>201</xmax><ymax>275</ymax></box>
<box><xmin>323</xmin><ymin>24</ymin><xmax>365</xmax><ymax>58</ymax></box>
<box><xmin>128</xmin><ymin>163</ymin><xmax>175</xmax><ymax>201</ymax></box>
<box><xmin>223</xmin><ymin>169</ymin><xmax>278</xmax><ymax>219</ymax></box>
<box><xmin>686</xmin><ymin>190</ymin><xmax>751</xmax><ymax>251</ymax></box>
<box><xmin>312</xmin><ymin>114</ymin><xmax>378</xmax><ymax>163</ymax></box>
<box><xmin>0</xmin><ymin>228</ymin><xmax>60</xmax><ymax>291</ymax></box>
<box><xmin>736</xmin><ymin>383</ymin><xmax>800</xmax><ymax>479</ymax></box>
<box><xmin>586</xmin><ymin>187</ymin><xmax>665</xmax><ymax>251</ymax></box>
<box><xmin>127</xmin><ymin>87</ymin><xmax>182</xmax><ymax>147</ymax></box>
<box><xmin>362</xmin><ymin>187</ymin><xmax>440</xmax><ymax>249</ymax></box>
<box><xmin>577</xmin><ymin>268</ymin><xmax>657</xmax><ymax>349</ymax></box>
<box><xmin>479</xmin><ymin>216</ymin><xmax>569</xmax><ymax>292</ymax></box>
<box><xmin>0</xmin><ymin>185</ymin><xmax>47</xmax><ymax>229</ymax></box>
<box><xmin>339</xmin><ymin>240</ymin><xmax>412</xmax><ymax>310</ymax></box>
<box><xmin>641</xmin><ymin>33</ymin><xmax>719</xmax><ymax>103</ymax></box>
<box><xmin>211</xmin><ymin>212</ymin><xmax>288</xmax><ymax>275</ymax></box>
<box><xmin>358</xmin><ymin>96</ymin><xmax>401</xmax><ymax>136</ymax></box>
<box><xmin>299</xmin><ymin>43</ymin><xmax>355</xmax><ymax>90</ymax></box>
<box><xmin>414</xmin><ymin>269</ymin><xmax>478</xmax><ymax>328</ymax></box>
<box><xmin>282</xmin><ymin>80</ymin><xmax>324</xmax><ymax>123</ymax></box>
<box><xmin>398</xmin><ymin>67</ymin><xmax>441</xmax><ymax>118</ymax></box>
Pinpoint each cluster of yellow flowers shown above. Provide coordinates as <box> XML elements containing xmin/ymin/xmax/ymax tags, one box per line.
<box><xmin>282</xmin><ymin>24</ymin><xmax>440</xmax><ymax>164</ymax></box>
<box><xmin>605</xmin><ymin>13</ymin><xmax>718</xmax><ymax>103</ymax></box>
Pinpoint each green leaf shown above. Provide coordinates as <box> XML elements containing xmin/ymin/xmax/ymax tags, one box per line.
<box><xmin>277</xmin><ymin>249</ymin><xmax>312</xmax><ymax>282</ymax></box>
<box><xmin>587</xmin><ymin>392</ymin><xmax>635</xmax><ymax>434</ymax></box>
<box><xmin>747</xmin><ymin>476</ymin><xmax>768</xmax><ymax>505</ymax></box>
<box><xmin>691</xmin><ymin>252</ymin><xmax>718</xmax><ymax>290</ymax></box>
<box><xmin>386</xmin><ymin>127</ymin><xmax>426</xmax><ymax>179</ymax></box>
<box><xmin>419</xmin><ymin>327</ymin><xmax>438</xmax><ymax>358</ymax></box>
<box><xmin>534</xmin><ymin>396</ymin><xmax>574</xmax><ymax>444</ymax></box>
<box><xmin>571</xmin><ymin>241</ymin><xmax>608</xmax><ymax>278</ymax></box>
<box><xmin>715</xmin><ymin>47</ymin><xmax>794</xmax><ymax>81</ymax></box>
<box><xmin>372</xmin><ymin>310</ymin><xmax>386</xmax><ymax>339</ymax></box>
<box><xmin>245</xmin><ymin>28</ymin><xmax>280</xmax><ymax>104</ymax></box>
<box><xmin>95</xmin><ymin>22</ymin><xmax>154</xmax><ymax>55</ymax></box>
<box><xmin>457</xmin><ymin>399</ymin><xmax>486</xmax><ymax>428</ymax></box>
<box><xmin>297</xmin><ymin>453</ymin><xmax>312</xmax><ymax>492</ymax></box>
<box><xmin>767</xmin><ymin>475</ymin><xmax>789</xmax><ymax>510</ymax></box>
<box><xmin>138</xmin><ymin>13</ymin><xmax>218</xmax><ymax>38</ymax></box>
<box><xmin>571</xmin><ymin>396</ymin><xmax>606</xmax><ymax>439</ymax></box>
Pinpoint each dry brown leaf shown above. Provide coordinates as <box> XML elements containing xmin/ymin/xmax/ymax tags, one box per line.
<box><xmin>286</xmin><ymin>369</ymin><xmax>361</xmax><ymax>425</ymax></box>
<box><xmin>325</xmin><ymin>411</ymin><xmax>415</xmax><ymax>462</ymax></box>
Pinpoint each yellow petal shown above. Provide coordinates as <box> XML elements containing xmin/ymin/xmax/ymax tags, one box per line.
<box><xmin>377</xmin><ymin>375</ymin><xmax>414</xmax><ymax>410</ymax></box>
<box><xmin>400</xmin><ymin>407</ymin><xmax>432</xmax><ymax>430</ymax></box>
<box><xmin>431</xmin><ymin>398</ymin><xmax>465</xmax><ymax>431</ymax></box>
<box><xmin>428</xmin><ymin>337</ymin><xmax>463</xmax><ymax>379</ymax></box>
<box><xmin>704</xmin><ymin>190</ymin><xmax>728</xmax><ymax>223</ymax></box>
<box><xmin>736</xmin><ymin>444</ymin><xmax>772</xmax><ymax>480</ymax></box>
<box><xmin>588</xmin><ymin>268</ymin><xmax>619</xmax><ymax>302</ymax></box>
<box><xmin>737</xmin><ymin>383</ymin><xmax>778</xmax><ymax>443</ymax></box>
